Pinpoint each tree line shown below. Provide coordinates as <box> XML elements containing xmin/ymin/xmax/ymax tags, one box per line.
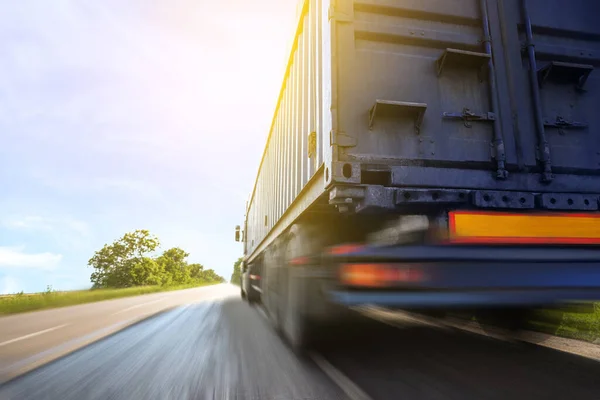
<box><xmin>230</xmin><ymin>257</ymin><xmax>243</xmax><ymax>285</ymax></box>
<box><xmin>88</xmin><ymin>229</ymin><xmax>225</xmax><ymax>288</ymax></box>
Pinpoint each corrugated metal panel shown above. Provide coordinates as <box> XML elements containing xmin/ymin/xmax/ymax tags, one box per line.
<box><xmin>498</xmin><ymin>0</ymin><xmax>600</xmax><ymax>172</ymax></box>
<box><xmin>245</xmin><ymin>0</ymin><xmax>333</xmax><ymax>261</ymax></box>
<box><xmin>245</xmin><ymin>0</ymin><xmax>600</xmax><ymax>261</ymax></box>
<box><xmin>338</xmin><ymin>0</ymin><xmax>507</xmax><ymax>168</ymax></box>
<box><xmin>332</xmin><ymin>0</ymin><xmax>599</xmax><ymax>191</ymax></box>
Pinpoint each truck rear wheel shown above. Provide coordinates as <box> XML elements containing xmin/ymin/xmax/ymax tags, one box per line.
<box><xmin>280</xmin><ymin>268</ymin><xmax>317</xmax><ymax>355</ymax></box>
<box><xmin>247</xmin><ymin>284</ymin><xmax>260</xmax><ymax>305</ymax></box>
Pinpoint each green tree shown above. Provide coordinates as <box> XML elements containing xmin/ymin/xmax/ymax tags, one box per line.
<box><xmin>155</xmin><ymin>247</ymin><xmax>191</xmax><ymax>285</ymax></box>
<box><xmin>230</xmin><ymin>257</ymin><xmax>243</xmax><ymax>286</ymax></box>
<box><xmin>201</xmin><ymin>268</ymin><xmax>217</xmax><ymax>281</ymax></box>
<box><xmin>187</xmin><ymin>263</ymin><xmax>205</xmax><ymax>280</ymax></box>
<box><xmin>88</xmin><ymin>230</ymin><xmax>160</xmax><ymax>288</ymax></box>
<box><xmin>88</xmin><ymin>229</ymin><xmax>226</xmax><ymax>288</ymax></box>
<box><xmin>130</xmin><ymin>257</ymin><xmax>164</xmax><ymax>286</ymax></box>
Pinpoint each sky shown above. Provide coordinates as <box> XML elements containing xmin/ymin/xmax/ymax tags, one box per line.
<box><xmin>0</xmin><ymin>0</ymin><xmax>299</xmax><ymax>293</ymax></box>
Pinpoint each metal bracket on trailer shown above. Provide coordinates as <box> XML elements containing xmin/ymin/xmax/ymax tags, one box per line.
<box><xmin>543</xmin><ymin>116</ymin><xmax>588</xmax><ymax>135</ymax></box>
<box><xmin>435</xmin><ymin>48</ymin><xmax>491</xmax><ymax>77</ymax></box>
<box><xmin>537</xmin><ymin>61</ymin><xmax>594</xmax><ymax>92</ymax></box>
<box><xmin>327</xmin><ymin>2</ymin><xmax>353</xmax><ymax>23</ymax></box>
<box><xmin>330</xmin><ymin>184</ymin><xmax>600</xmax><ymax>214</ymax></box>
<box><xmin>328</xmin><ymin>10</ymin><xmax>353</xmax><ymax>23</ymax></box>
<box><xmin>329</xmin><ymin>185</ymin><xmax>365</xmax><ymax>213</ymax></box>
<box><xmin>442</xmin><ymin>108</ymin><xmax>496</xmax><ymax>128</ymax></box>
<box><xmin>369</xmin><ymin>100</ymin><xmax>428</xmax><ymax>134</ymax></box>
<box><xmin>329</xmin><ymin>130</ymin><xmax>357</xmax><ymax>148</ymax></box>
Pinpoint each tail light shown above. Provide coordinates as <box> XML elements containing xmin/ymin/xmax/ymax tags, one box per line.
<box><xmin>339</xmin><ymin>263</ymin><xmax>424</xmax><ymax>288</ymax></box>
<box><xmin>289</xmin><ymin>256</ymin><xmax>310</xmax><ymax>266</ymax></box>
<box><xmin>327</xmin><ymin>243</ymin><xmax>365</xmax><ymax>255</ymax></box>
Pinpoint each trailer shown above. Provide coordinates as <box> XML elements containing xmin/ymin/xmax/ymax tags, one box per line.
<box><xmin>236</xmin><ymin>0</ymin><xmax>600</xmax><ymax>351</ymax></box>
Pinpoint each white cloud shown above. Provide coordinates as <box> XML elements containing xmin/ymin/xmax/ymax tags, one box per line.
<box><xmin>0</xmin><ymin>246</ymin><xmax>62</xmax><ymax>270</ymax></box>
<box><xmin>1</xmin><ymin>215</ymin><xmax>93</xmax><ymax>252</ymax></box>
<box><xmin>0</xmin><ymin>0</ymin><xmax>297</xmax><ymax>291</ymax></box>
<box><xmin>27</xmin><ymin>169</ymin><xmax>163</xmax><ymax>199</ymax></box>
<box><xmin>0</xmin><ymin>276</ymin><xmax>20</xmax><ymax>295</ymax></box>
<box><xmin>3</xmin><ymin>215</ymin><xmax>90</xmax><ymax>236</ymax></box>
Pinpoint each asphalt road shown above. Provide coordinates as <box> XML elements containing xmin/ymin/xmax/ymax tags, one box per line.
<box><xmin>0</xmin><ymin>284</ymin><xmax>232</xmax><ymax>383</ymax></box>
<box><xmin>0</xmin><ymin>284</ymin><xmax>346</xmax><ymax>400</ymax></box>
<box><xmin>318</xmin><ymin>317</ymin><xmax>600</xmax><ymax>400</ymax></box>
<box><xmin>3</xmin><ymin>284</ymin><xmax>600</xmax><ymax>399</ymax></box>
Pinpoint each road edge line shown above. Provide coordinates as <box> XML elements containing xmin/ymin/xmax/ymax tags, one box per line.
<box><xmin>0</xmin><ymin>306</ymin><xmax>179</xmax><ymax>387</ymax></box>
<box><xmin>310</xmin><ymin>352</ymin><xmax>374</xmax><ymax>400</ymax></box>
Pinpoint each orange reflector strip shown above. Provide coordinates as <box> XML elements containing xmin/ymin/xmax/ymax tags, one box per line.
<box><xmin>448</xmin><ymin>211</ymin><xmax>600</xmax><ymax>244</ymax></box>
<box><xmin>327</xmin><ymin>243</ymin><xmax>365</xmax><ymax>255</ymax></box>
<box><xmin>339</xmin><ymin>264</ymin><xmax>424</xmax><ymax>287</ymax></box>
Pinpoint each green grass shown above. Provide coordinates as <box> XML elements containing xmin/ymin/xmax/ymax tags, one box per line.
<box><xmin>0</xmin><ymin>282</ymin><xmax>220</xmax><ymax>315</ymax></box>
<box><xmin>8</xmin><ymin>283</ymin><xmax>599</xmax><ymax>343</ymax></box>
<box><xmin>527</xmin><ymin>304</ymin><xmax>600</xmax><ymax>343</ymax></box>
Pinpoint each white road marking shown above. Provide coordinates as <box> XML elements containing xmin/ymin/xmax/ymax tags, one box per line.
<box><xmin>110</xmin><ymin>298</ymin><xmax>166</xmax><ymax>316</ymax></box>
<box><xmin>311</xmin><ymin>353</ymin><xmax>374</xmax><ymax>400</ymax></box>
<box><xmin>0</xmin><ymin>324</ymin><xmax>69</xmax><ymax>347</ymax></box>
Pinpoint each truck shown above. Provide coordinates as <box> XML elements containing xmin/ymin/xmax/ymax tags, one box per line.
<box><xmin>236</xmin><ymin>0</ymin><xmax>600</xmax><ymax>351</ymax></box>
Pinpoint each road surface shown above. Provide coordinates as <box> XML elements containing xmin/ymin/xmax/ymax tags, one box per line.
<box><xmin>0</xmin><ymin>284</ymin><xmax>345</xmax><ymax>399</ymax></box>
<box><xmin>0</xmin><ymin>284</ymin><xmax>231</xmax><ymax>383</ymax></box>
<box><xmin>3</xmin><ymin>284</ymin><xmax>600</xmax><ymax>399</ymax></box>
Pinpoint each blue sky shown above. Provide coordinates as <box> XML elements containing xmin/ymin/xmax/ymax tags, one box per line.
<box><xmin>0</xmin><ymin>0</ymin><xmax>298</xmax><ymax>293</ymax></box>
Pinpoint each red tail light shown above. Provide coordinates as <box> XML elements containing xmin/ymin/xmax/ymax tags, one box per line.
<box><xmin>289</xmin><ymin>256</ymin><xmax>310</xmax><ymax>266</ymax></box>
<box><xmin>327</xmin><ymin>243</ymin><xmax>365</xmax><ymax>255</ymax></box>
<box><xmin>339</xmin><ymin>263</ymin><xmax>424</xmax><ymax>287</ymax></box>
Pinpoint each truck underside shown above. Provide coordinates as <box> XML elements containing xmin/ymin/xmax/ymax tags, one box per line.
<box><xmin>242</xmin><ymin>203</ymin><xmax>600</xmax><ymax>352</ymax></box>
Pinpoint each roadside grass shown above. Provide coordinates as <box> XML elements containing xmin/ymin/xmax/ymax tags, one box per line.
<box><xmin>0</xmin><ymin>282</ymin><xmax>220</xmax><ymax>315</ymax></box>
<box><xmin>528</xmin><ymin>304</ymin><xmax>600</xmax><ymax>343</ymax></box>
<box><xmin>7</xmin><ymin>283</ymin><xmax>599</xmax><ymax>343</ymax></box>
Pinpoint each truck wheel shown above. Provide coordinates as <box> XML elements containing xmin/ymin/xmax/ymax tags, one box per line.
<box><xmin>281</xmin><ymin>268</ymin><xmax>316</xmax><ymax>355</ymax></box>
<box><xmin>247</xmin><ymin>284</ymin><xmax>260</xmax><ymax>305</ymax></box>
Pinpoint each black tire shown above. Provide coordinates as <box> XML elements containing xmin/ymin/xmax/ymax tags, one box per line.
<box><xmin>247</xmin><ymin>284</ymin><xmax>260</xmax><ymax>305</ymax></box>
<box><xmin>280</xmin><ymin>268</ymin><xmax>317</xmax><ymax>355</ymax></box>
<box><xmin>241</xmin><ymin>287</ymin><xmax>246</xmax><ymax>300</ymax></box>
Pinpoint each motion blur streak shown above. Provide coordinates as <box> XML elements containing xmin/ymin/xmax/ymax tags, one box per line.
<box><xmin>0</xmin><ymin>284</ymin><xmax>229</xmax><ymax>383</ymax></box>
<box><xmin>317</xmin><ymin>315</ymin><xmax>600</xmax><ymax>400</ymax></box>
<box><xmin>3</xmin><ymin>285</ymin><xmax>600</xmax><ymax>399</ymax></box>
<box><xmin>0</xmin><ymin>285</ymin><xmax>345</xmax><ymax>400</ymax></box>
